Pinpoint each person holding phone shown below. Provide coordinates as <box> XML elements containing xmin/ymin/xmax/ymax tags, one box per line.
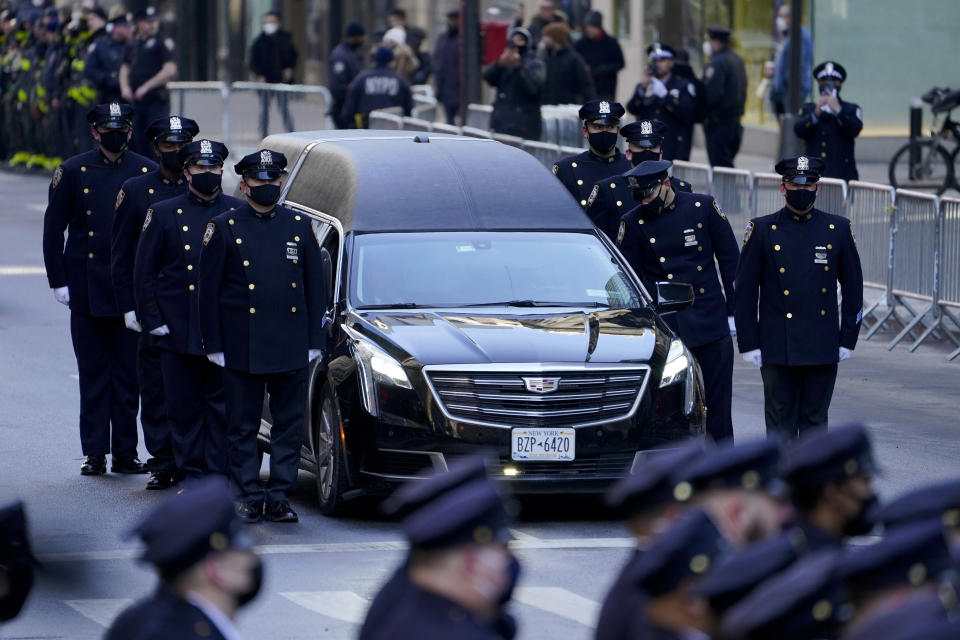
<box><xmin>793</xmin><ymin>61</ymin><xmax>863</xmax><ymax>181</ymax></box>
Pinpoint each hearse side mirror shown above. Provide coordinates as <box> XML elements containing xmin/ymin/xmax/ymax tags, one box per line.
<box><xmin>655</xmin><ymin>281</ymin><xmax>695</xmax><ymax>314</ymax></box>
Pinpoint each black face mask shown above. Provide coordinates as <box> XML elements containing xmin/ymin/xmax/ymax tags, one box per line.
<box><xmin>99</xmin><ymin>130</ymin><xmax>128</xmax><ymax>153</ymax></box>
<box><xmin>842</xmin><ymin>493</ymin><xmax>878</xmax><ymax>537</ymax></box>
<box><xmin>784</xmin><ymin>187</ymin><xmax>817</xmax><ymax>212</ymax></box>
<box><xmin>234</xmin><ymin>559</ymin><xmax>263</xmax><ymax>608</ymax></box>
<box><xmin>159</xmin><ymin>149</ymin><xmax>182</xmax><ymax>173</ymax></box>
<box><xmin>499</xmin><ymin>554</ymin><xmax>522</xmax><ymax>605</ymax></box>
<box><xmin>588</xmin><ymin>130</ymin><xmax>618</xmax><ymax>154</ymax></box>
<box><xmin>629</xmin><ymin>149</ymin><xmax>659</xmax><ymax>167</ymax></box>
<box><xmin>189</xmin><ymin>171</ymin><xmax>222</xmax><ymax>196</ymax></box>
<box><xmin>246</xmin><ymin>182</ymin><xmax>281</xmax><ymax>207</ymax></box>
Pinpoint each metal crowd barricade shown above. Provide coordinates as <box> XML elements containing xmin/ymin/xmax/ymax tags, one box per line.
<box><xmin>492</xmin><ymin>132</ymin><xmax>525</xmax><ymax>150</ymax></box>
<box><xmin>712</xmin><ymin>167</ymin><xmax>753</xmax><ymax>240</ymax></box>
<box><xmin>936</xmin><ymin>197</ymin><xmax>960</xmax><ymax>359</ymax></box>
<box><xmin>465</xmin><ymin>104</ymin><xmax>492</xmax><ymax>130</ymax></box>
<box><xmin>559</xmin><ymin>145</ymin><xmax>582</xmax><ymax>158</ymax></box>
<box><xmin>845</xmin><ymin>181</ymin><xmax>897</xmax><ymax>340</ymax></box>
<box><xmin>817</xmin><ymin>177</ymin><xmax>848</xmax><ymax>216</ymax></box>
<box><xmin>888</xmin><ymin>189</ymin><xmax>942</xmax><ymax>351</ymax></box>
<box><xmin>752</xmin><ymin>172</ymin><xmax>783</xmax><ymax>220</ymax></box>
<box><xmin>401</xmin><ymin>117</ymin><xmax>433</xmax><ymax>132</ymax></box>
<box><xmin>412</xmin><ymin>95</ymin><xmax>437</xmax><ymax>122</ymax></box>
<box><xmin>461</xmin><ymin>126</ymin><xmax>493</xmax><ymax>139</ymax></box>
<box><xmin>522</xmin><ymin>140</ymin><xmax>562</xmax><ymax>170</ymax></box>
<box><xmin>368</xmin><ymin>111</ymin><xmax>403</xmax><ymax>130</ymax></box>
<box><xmin>411</xmin><ymin>84</ymin><xmax>435</xmax><ymax>100</ymax></box>
<box><xmin>670</xmin><ymin>160</ymin><xmax>712</xmax><ymax>194</ymax></box>
<box><xmin>431</xmin><ymin>122</ymin><xmax>462</xmax><ymax>136</ymax></box>
<box><xmin>228</xmin><ymin>82</ymin><xmax>332</xmax><ymax>148</ymax></box>
<box><xmin>168</xmin><ymin>81</ymin><xmax>230</xmax><ymax>146</ymax></box>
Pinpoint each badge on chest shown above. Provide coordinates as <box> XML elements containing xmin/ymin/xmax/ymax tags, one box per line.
<box><xmin>814</xmin><ymin>245</ymin><xmax>828</xmax><ymax>264</ymax></box>
<box><xmin>286</xmin><ymin>241</ymin><xmax>299</xmax><ymax>261</ymax></box>
<box><xmin>683</xmin><ymin>228</ymin><xmax>698</xmax><ymax>247</ymax></box>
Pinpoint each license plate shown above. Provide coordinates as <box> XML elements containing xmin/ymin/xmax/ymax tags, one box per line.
<box><xmin>511</xmin><ymin>428</ymin><xmax>575</xmax><ymax>461</ymax></box>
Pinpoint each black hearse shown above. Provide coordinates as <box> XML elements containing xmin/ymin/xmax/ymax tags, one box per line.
<box><xmin>255</xmin><ymin>130</ymin><xmax>705</xmax><ymax>514</ymax></box>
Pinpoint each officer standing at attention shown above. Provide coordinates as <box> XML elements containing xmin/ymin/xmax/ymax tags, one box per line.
<box><xmin>586</xmin><ymin>119</ymin><xmax>692</xmax><ymax>240</ymax></box>
<box><xmin>111</xmin><ymin>115</ymin><xmax>197</xmax><ymax>490</ymax></box>
<box><xmin>135</xmin><ymin>140</ymin><xmax>243</xmax><ymax>481</ymax></box>
<box><xmin>702</xmin><ymin>26</ymin><xmax>747</xmax><ymax>168</ymax></box>
<box><xmin>42</xmin><ymin>103</ymin><xmax>156</xmax><ymax>476</ymax></box>
<box><xmin>552</xmin><ymin>99</ymin><xmax>630</xmax><ymax>208</ymax></box>
<box><xmin>105</xmin><ymin>477</ymin><xmax>263</xmax><ymax>639</ymax></box>
<box><xmin>198</xmin><ymin>150</ymin><xmax>326</xmax><ymax>524</ymax></box>
<box><xmin>327</xmin><ymin>20</ymin><xmax>366</xmax><ymax>129</ymax></box>
<box><xmin>794</xmin><ymin>61</ymin><xmax>863</xmax><ymax>181</ymax></box>
<box><xmin>616</xmin><ymin>161</ymin><xmax>739</xmax><ymax>441</ymax></box>
<box><xmin>626</xmin><ymin>44</ymin><xmax>696</xmax><ymax>161</ymax></box>
<box><xmin>119</xmin><ymin>7</ymin><xmax>176</xmax><ymax>156</ymax></box>
<box><xmin>734</xmin><ymin>156</ymin><xmax>863</xmax><ymax>439</ymax></box>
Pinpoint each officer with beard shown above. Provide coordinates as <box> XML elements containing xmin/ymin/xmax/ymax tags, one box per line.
<box><xmin>626</xmin><ymin>44</ymin><xmax>696</xmax><ymax>161</ymax></box>
<box><xmin>105</xmin><ymin>477</ymin><xmax>263</xmax><ymax>639</ymax></box>
<box><xmin>552</xmin><ymin>99</ymin><xmax>630</xmax><ymax>208</ymax></box>
<box><xmin>111</xmin><ymin>115</ymin><xmax>198</xmax><ymax>490</ymax></box>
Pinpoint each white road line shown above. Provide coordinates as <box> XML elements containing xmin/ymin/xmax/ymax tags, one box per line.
<box><xmin>509</xmin><ymin>528</ymin><xmax>542</xmax><ymax>542</ymax></box>
<box><xmin>0</xmin><ymin>266</ymin><xmax>46</xmax><ymax>275</ymax></box>
<box><xmin>280</xmin><ymin>591</ymin><xmax>369</xmax><ymax>624</ymax></box>
<box><xmin>64</xmin><ymin>598</ymin><xmax>133</xmax><ymax>627</ymax></box>
<box><xmin>513</xmin><ymin>586</ymin><xmax>600</xmax><ymax>627</ymax></box>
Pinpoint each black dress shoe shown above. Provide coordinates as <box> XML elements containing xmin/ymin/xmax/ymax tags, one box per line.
<box><xmin>145</xmin><ymin>470</ymin><xmax>178</xmax><ymax>490</ymax></box>
<box><xmin>265</xmin><ymin>501</ymin><xmax>299</xmax><ymax>523</ymax></box>
<box><xmin>112</xmin><ymin>456</ymin><xmax>149</xmax><ymax>474</ymax></box>
<box><xmin>80</xmin><ymin>455</ymin><xmax>107</xmax><ymax>476</ymax></box>
<box><xmin>236</xmin><ymin>500</ymin><xmax>264</xmax><ymax>524</ymax></box>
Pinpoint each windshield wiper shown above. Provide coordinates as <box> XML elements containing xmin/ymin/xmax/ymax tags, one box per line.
<box><xmin>356</xmin><ymin>302</ymin><xmax>429</xmax><ymax>310</ymax></box>
<box><xmin>458</xmin><ymin>300</ymin><xmax>610</xmax><ymax>308</ymax></box>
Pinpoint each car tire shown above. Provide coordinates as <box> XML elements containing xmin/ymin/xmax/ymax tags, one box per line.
<box><xmin>313</xmin><ymin>385</ymin><xmax>350</xmax><ymax>516</ymax></box>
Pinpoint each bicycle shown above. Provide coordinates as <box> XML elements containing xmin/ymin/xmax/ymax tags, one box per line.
<box><xmin>888</xmin><ymin>87</ymin><xmax>960</xmax><ymax>194</ymax></box>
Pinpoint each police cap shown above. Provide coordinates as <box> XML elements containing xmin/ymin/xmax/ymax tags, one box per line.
<box><xmin>707</xmin><ymin>25</ymin><xmax>731</xmax><ymax>42</ymax></box>
<box><xmin>178</xmin><ymin>139</ymin><xmax>229</xmax><ymax>169</ymax></box>
<box><xmin>783</xmin><ymin>423</ymin><xmax>876</xmax><ymax>491</ymax></box>
<box><xmin>775</xmin><ymin>155</ymin><xmax>826</xmax><ymax>185</ymax></box>
<box><xmin>145</xmin><ymin>115</ymin><xmax>199</xmax><ymax>144</ymax></box>
<box><xmin>344</xmin><ymin>20</ymin><xmax>365</xmax><ymax>37</ymax></box>
<box><xmin>646</xmin><ymin>43</ymin><xmax>676</xmax><ymax>60</ymax></box>
<box><xmin>606</xmin><ymin>438</ymin><xmax>709</xmax><ymax>514</ymax></box>
<box><xmin>234</xmin><ymin>149</ymin><xmax>288</xmax><ymax>180</ymax></box>
<box><xmin>578</xmin><ymin>99</ymin><xmax>625</xmax><ymax>126</ymax></box>
<box><xmin>402</xmin><ymin>479</ymin><xmax>513</xmax><ymax>550</ymax></box>
<box><xmin>814</xmin><ymin>60</ymin><xmax>847</xmax><ymax>83</ymax></box>
<box><xmin>869</xmin><ymin>478</ymin><xmax>960</xmax><ymax>531</ymax></box>
<box><xmin>373</xmin><ymin>45</ymin><xmax>395</xmax><ymax>65</ymax></box>
<box><xmin>87</xmin><ymin>102</ymin><xmax>133</xmax><ymax>129</ymax></box>
<box><xmin>672</xmin><ymin>439</ymin><xmax>785</xmax><ymax>502</ymax></box>
<box><xmin>133</xmin><ymin>6</ymin><xmax>157</xmax><ymax>22</ymax></box>
<box><xmin>620</xmin><ymin>119</ymin><xmax>667</xmax><ymax>147</ymax></box>
<box><xmin>382</xmin><ymin>455</ymin><xmax>490</xmax><ymax>518</ymax></box>
<box><xmin>842</xmin><ymin>595</ymin><xmax>958</xmax><ymax>640</ymax></box>
<box><xmin>620</xmin><ymin>160</ymin><xmax>672</xmax><ymax>197</ymax></box>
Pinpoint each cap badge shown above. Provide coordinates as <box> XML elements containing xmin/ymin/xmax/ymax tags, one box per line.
<box><xmin>169</xmin><ymin>116</ymin><xmax>182</xmax><ymax>131</ymax></box>
<box><xmin>200</xmin><ymin>139</ymin><xmax>212</xmax><ymax>155</ymax></box>
<box><xmin>641</xmin><ymin>121</ymin><xmax>653</xmax><ymax>135</ymax></box>
<box><xmin>260</xmin><ymin>150</ymin><xmax>273</xmax><ymax>165</ymax></box>
<box><xmin>825</xmin><ymin>62</ymin><xmax>834</xmax><ymax>76</ymax></box>
<box><xmin>599</xmin><ymin>101</ymin><xmax>611</xmax><ymax>115</ymax></box>
<box><xmin>797</xmin><ymin>156</ymin><xmax>810</xmax><ymax>171</ymax></box>
<box><xmin>109</xmin><ymin>103</ymin><xmax>121</xmax><ymax>117</ymax></box>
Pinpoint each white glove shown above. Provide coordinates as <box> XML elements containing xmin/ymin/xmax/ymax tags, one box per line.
<box><xmin>149</xmin><ymin>325</ymin><xmax>170</xmax><ymax>336</ymax></box>
<box><xmin>648</xmin><ymin>77</ymin><xmax>668</xmax><ymax>98</ymax></box>
<box><xmin>207</xmin><ymin>352</ymin><xmax>225</xmax><ymax>367</ymax></box>
<box><xmin>123</xmin><ymin>310</ymin><xmax>142</xmax><ymax>332</ymax></box>
<box><xmin>838</xmin><ymin>347</ymin><xmax>852</xmax><ymax>362</ymax></box>
<box><xmin>309</xmin><ymin>349</ymin><xmax>323</xmax><ymax>362</ymax></box>
<box><xmin>742</xmin><ymin>349</ymin><xmax>762</xmax><ymax>367</ymax></box>
<box><xmin>728</xmin><ymin>316</ymin><xmax>737</xmax><ymax>337</ymax></box>
<box><xmin>53</xmin><ymin>286</ymin><xmax>70</xmax><ymax>306</ymax></box>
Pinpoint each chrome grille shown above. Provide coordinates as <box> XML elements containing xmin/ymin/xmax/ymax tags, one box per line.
<box><xmin>424</xmin><ymin>367</ymin><xmax>649</xmax><ymax>428</ymax></box>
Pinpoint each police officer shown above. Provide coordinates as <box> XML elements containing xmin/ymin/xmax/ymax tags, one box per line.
<box><xmin>83</xmin><ymin>12</ymin><xmax>131</xmax><ymax>104</ymax></box>
<box><xmin>341</xmin><ymin>45</ymin><xmax>413</xmax><ymax>129</ymax></box>
<box><xmin>702</xmin><ymin>26</ymin><xmax>747</xmax><ymax>168</ymax></box>
<box><xmin>119</xmin><ymin>7</ymin><xmax>176</xmax><ymax>156</ymax></box>
<box><xmin>135</xmin><ymin>139</ymin><xmax>243</xmax><ymax>482</ymax></box>
<box><xmin>616</xmin><ymin>160</ymin><xmax>739</xmax><ymax>441</ymax></box>
<box><xmin>794</xmin><ymin>61</ymin><xmax>863</xmax><ymax>181</ymax></box>
<box><xmin>42</xmin><ymin>103</ymin><xmax>155</xmax><ymax>476</ymax></box>
<box><xmin>198</xmin><ymin>150</ymin><xmax>326</xmax><ymax>524</ymax></box>
<box><xmin>586</xmin><ymin>119</ymin><xmax>692</xmax><ymax>241</ymax></box>
<box><xmin>112</xmin><ymin>115</ymin><xmax>197</xmax><ymax>490</ymax></box>
<box><xmin>105</xmin><ymin>477</ymin><xmax>263</xmax><ymax>639</ymax></box>
<box><xmin>870</xmin><ymin>477</ymin><xmax>960</xmax><ymax>533</ymax></box>
<box><xmin>626</xmin><ymin>44</ymin><xmax>696</xmax><ymax>161</ymax></box>
<box><xmin>552</xmin><ymin>99</ymin><xmax>630</xmax><ymax>207</ymax></box>
<box><xmin>734</xmin><ymin>156</ymin><xmax>863</xmax><ymax>439</ymax></box>
<box><xmin>328</xmin><ymin>20</ymin><xmax>365</xmax><ymax>129</ymax></box>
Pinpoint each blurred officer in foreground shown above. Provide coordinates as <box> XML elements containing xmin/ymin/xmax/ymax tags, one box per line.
<box><xmin>552</xmin><ymin>99</ymin><xmax>629</xmax><ymax>207</ymax></box>
<box><xmin>84</xmin><ymin>11</ymin><xmax>131</xmax><ymax>104</ymax></box>
<box><xmin>328</xmin><ymin>20</ymin><xmax>365</xmax><ymax>129</ymax></box>
<box><xmin>135</xmin><ymin>140</ymin><xmax>242</xmax><ymax>481</ymax></box>
<box><xmin>586</xmin><ymin>119</ymin><xmax>692</xmax><ymax>240</ymax></box>
<box><xmin>735</xmin><ymin>156</ymin><xmax>863</xmax><ymax>439</ymax></box>
<box><xmin>627</xmin><ymin>44</ymin><xmax>696</xmax><ymax>161</ymax></box>
<box><xmin>249</xmin><ymin>11</ymin><xmax>298</xmax><ymax>139</ymax></box>
<box><xmin>484</xmin><ymin>27</ymin><xmax>545</xmax><ymax>141</ymax></box>
<box><xmin>574</xmin><ymin>11</ymin><xmax>624</xmax><ymax>102</ymax></box>
<box><xmin>363</xmin><ymin>477</ymin><xmax>520</xmax><ymax>639</ymax></box>
<box><xmin>870</xmin><ymin>477</ymin><xmax>960</xmax><ymax>534</ymax></box>
<box><xmin>198</xmin><ymin>150</ymin><xmax>326</xmax><ymax>524</ymax></box>
<box><xmin>111</xmin><ymin>115</ymin><xmax>196</xmax><ymax>490</ymax></box>
<box><xmin>42</xmin><ymin>103</ymin><xmax>155</xmax><ymax>476</ymax></box>
<box><xmin>0</xmin><ymin>502</ymin><xmax>35</xmax><ymax>623</ymax></box>
<box><xmin>795</xmin><ymin>61</ymin><xmax>863</xmax><ymax>181</ymax></box>
<box><xmin>783</xmin><ymin>423</ymin><xmax>878</xmax><ymax>549</ymax></box>
<box><xmin>702</xmin><ymin>26</ymin><xmax>747</xmax><ymax>167</ymax></box>
<box><xmin>616</xmin><ymin>160</ymin><xmax>739</xmax><ymax>440</ymax></box>
<box><xmin>119</xmin><ymin>7</ymin><xmax>176</xmax><ymax>156</ymax></box>
<box><xmin>106</xmin><ymin>477</ymin><xmax>262</xmax><ymax>639</ymax></box>
<box><xmin>341</xmin><ymin>45</ymin><xmax>412</xmax><ymax>129</ymax></box>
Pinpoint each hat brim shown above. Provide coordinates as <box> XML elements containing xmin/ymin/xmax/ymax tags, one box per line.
<box><xmin>92</xmin><ymin>119</ymin><xmax>132</xmax><ymax>130</ymax></box>
<box><xmin>628</xmin><ymin>138</ymin><xmax>661</xmax><ymax>148</ymax></box>
<box><xmin>587</xmin><ymin>115</ymin><xmax>621</xmax><ymax>126</ymax></box>
<box><xmin>158</xmin><ymin>132</ymin><xmax>193</xmax><ymax>143</ymax></box>
<box><xmin>784</xmin><ymin>174</ymin><xmax>820</xmax><ymax>185</ymax></box>
<box><xmin>243</xmin><ymin>168</ymin><xmax>284</xmax><ymax>180</ymax></box>
<box><xmin>185</xmin><ymin>157</ymin><xmax>224</xmax><ymax>167</ymax></box>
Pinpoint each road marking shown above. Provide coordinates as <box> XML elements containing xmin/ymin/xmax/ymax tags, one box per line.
<box><xmin>0</xmin><ymin>266</ymin><xmax>46</xmax><ymax>276</ymax></box>
<box><xmin>513</xmin><ymin>587</ymin><xmax>600</xmax><ymax>627</ymax></box>
<box><xmin>280</xmin><ymin>591</ymin><xmax>369</xmax><ymax>624</ymax></box>
<box><xmin>28</xmin><ymin>203</ymin><xmax>46</xmax><ymax>213</ymax></box>
<box><xmin>509</xmin><ymin>528</ymin><xmax>542</xmax><ymax>542</ymax></box>
<box><xmin>64</xmin><ymin>598</ymin><xmax>133</xmax><ymax>627</ymax></box>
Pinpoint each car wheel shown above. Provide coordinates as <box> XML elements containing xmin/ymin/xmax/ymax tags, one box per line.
<box><xmin>314</xmin><ymin>385</ymin><xmax>350</xmax><ymax>516</ymax></box>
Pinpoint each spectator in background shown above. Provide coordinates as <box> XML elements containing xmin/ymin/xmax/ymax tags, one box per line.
<box><xmin>526</xmin><ymin>0</ymin><xmax>566</xmax><ymax>48</ymax></box>
<box><xmin>328</xmin><ymin>20</ymin><xmax>365</xmax><ymax>129</ymax></box>
<box><xmin>483</xmin><ymin>27</ymin><xmax>545</xmax><ymax>140</ymax></box>
<box><xmin>539</xmin><ymin>22</ymin><xmax>595</xmax><ymax>106</ymax></box>
<box><xmin>342</xmin><ymin>45</ymin><xmax>412</xmax><ymax>129</ymax></box>
<box><xmin>249</xmin><ymin>11</ymin><xmax>298</xmax><ymax>139</ymax></box>
<box><xmin>407</xmin><ymin>26</ymin><xmax>431</xmax><ymax>86</ymax></box>
<box><xmin>770</xmin><ymin>4</ymin><xmax>813</xmax><ymax>117</ymax></box>
<box><xmin>382</xmin><ymin>27</ymin><xmax>419</xmax><ymax>84</ymax></box>
<box><xmin>702</xmin><ymin>25</ymin><xmax>747</xmax><ymax>167</ymax></box>
<box><xmin>386</xmin><ymin>8</ymin><xmax>406</xmax><ymax>32</ymax></box>
<box><xmin>433</xmin><ymin>9</ymin><xmax>460</xmax><ymax>124</ymax></box>
<box><xmin>84</xmin><ymin>10</ymin><xmax>131</xmax><ymax>104</ymax></box>
<box><xmin>119</xmin><ymin>7</ymin><xmax>176</xmax><ymax>156</ymax></box>
<box><xmin>574</xmin><ymin>10</ymin><xmax>624</xmax><ymax>101</ymax></box>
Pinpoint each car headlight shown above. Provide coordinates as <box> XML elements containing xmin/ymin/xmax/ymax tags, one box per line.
<box><xmin>351</xmin><ymin>335</ymin><xmax>412</xmax><ymax>416</ymax></box>
<box><xmin>659</xmin><ymin>339</ymin><xmax>689</xmax><ymax>387</ymax></box>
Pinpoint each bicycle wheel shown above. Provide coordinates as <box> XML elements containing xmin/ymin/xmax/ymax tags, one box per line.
<box><xmin>888</xmin><ymin>140</ymin><xmax>953</xmax><ymax>194</ymax></box>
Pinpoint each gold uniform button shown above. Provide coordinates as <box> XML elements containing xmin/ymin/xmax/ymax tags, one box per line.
<box><xmin>182</xmin><ymin>225</ymin><xmax>189</xmax><ymax>232</ymax></box>
<box><xmin>291</xmin><ymin>282</ymin><xmax>297</xmax><ymax>288</ymax></box>
<box><xmin>774</xmin><ymin>244</ymin><xmax>781</xmax><ymax>251</ymax></box>
<box><xmin>784</xmin><ymin>290</ymin><xmax>790</xmax><ymax>295</ymax></box>
<box><xmin>698</xmin><ymin>246</ymin><xmax>703</xmax><ymax>252</ymax></box>
<box><xmin>697</xmin><ymin>265</ymin><xmax>703</xmax><ymax>271</ymax></box>
<box><xmin>659</xmin><ymin>257</ymin><xmax>666</xmax><ymax>263</ymax></box>
<box><xmin>80</xmin><ymin>166</ymin><xmax>86</xmax><ymax>172</ymax></box>
<box><xmin>571</xmin><ymin>162</ymin><xmax>578</xmax><ymax>168</ymax></box>
<box><xmin>616</xmin><ymin>200</ymin><xmax>622</xmax><ymax>206</ymax></box>
<box><xmin>292</xmin><ymin>259</ymin><xmax>298</xmax><ymax>264</ymax></box>
<box><xmin>695</xmin><ymin>201</ymin><xmax>702</xmax><ymax>207</ymax></box>
<box><xmin>786</xmin><ymin>312</ymin><xmax>793</xmax><ymax>319</ymax></box>
<box><xmin>638</xmin><ymin>219</ymin><xmax>644</xmax><ymax>224</ymax></box>
<box><xmin>291</xmin><ymin>306</ymin><xmax>297</xmax><ymax>312</ymax></box>
<box><xmin>649</xmin><ymin>237</ymin><xmax>656</xmax><ymax>243</ymax></box>
<box><xmin>228</xmin><ymin>218</ymin><xmax>235</xmax><ymax>225</ymax></box>
<box><xmin>148</xmin><ymin>188</ymin><xmax>154</xmax><ymax>195</ymax></box>
<box><xmin>699</xmin><ymin>287</ymin><xmax>705</xmax><ymax>294</ymax></box>
<box><xmin>248</xmin><ymin>284</ymin><xmax>255</xmax><ymax>290</ymax></box>
<box><xmin>294</xmin><ymin>235</ymin><xmax>300</xmax><ymax>242</ymax></box>
<box><xmin>141</xmin><ymin>166</ymin><xmax>148</xmax><ymax>173</ymax></box>
<box><xmin>821</xmin><ymin>309</ymin><xmax>826</xmax><ymax>316</ymax></box>
<box><xmin>294</xmin><ymin>215</ymin><xmax>301</xmax><ymax>221</ymax></box>
<box><xmin>88</xmin><ymin>252</ymin><xmax>94</xmax><ymax>258</ymax></box>
<box><xmin>821</xmin><ymin>152</ymin><xmax>827</xmax><ymax>158</ymax></box>
<box><xmin>822</xmin><ymin>287</ymin><xmax>827</xmax><ymax>293</ymax></box>
<box><xmin>576</xmin><ymin>179</ymin><xmax>583</xmax><ymax>186</ymax></box>
<box><xmin>771</xmin><ymin>224</ymin><xmax>777</xmax><ymax>230</ymax></box>
<box><xmin>824</xmin><ymin>266</ymin><xmax>830</xmax><ymax>271</ymax></box>
<box><xmin>580</xmin><ymin>200</ymin><xmax>587</xmax><ymax>206</ymax></box>
<box><xmin>827</xmin><ymin>244</ymin><xmax>832</xmax><ymax>249</ymax></box>
<box><xmin>249</xmin><ymin>308</ymin><xmax>256</xmax><ymax>314</ymax></box>
<box><xmin>243</xmin><ymin>260</ymin><xmax>250</xmax><ymax>267</ymax></box>
<box><xmin>177</xmin><ymin>208</ymin><xmax>183</xmax><ymax>214</ymax></box>
<box><xmin>86</xmin><ymin>210</ymin><xmax>92</xmax><ymax>216</ymax></box>
<box><xmin>187</xmin><ymin>265</ymin><xmax>194</xmax><ymax>271</ymax></box>
<box><xmin>667</xmin><ymin>274</ymin><xmax>674</xmax><ymax>280</ymax></box>
<box><xmin>697</xmin><ymin>223</ymin><xmax>703</xmax><ymax>229</ymax></box>
<box><xmin>610</xmin><ymin>182</ymin><xmax>616</xmax><ymax>189</ymax></box>
<box><xmin>235</xmin><ymin>238</ymin><xmax>242</xmax><ymax>244</ymax></box>
<box><xmin>88</xmin><ymin>231</ymin><xmax>94</xmax><ymax>237</ymax></box>
<box><xmin>83</xmin><ymin>188</ymin><xmax>89</xmax><ymax>194</ymax></box>
<box><xmin>779</xmin><ymin>267</ymin><xmax>786</xmax><ymax>273</ymax></box>
<box><xmin>829</xmin><ymin>223</ymin><xmax>836</xmax><ymax>229</ymax></box>
<box><xmin>188</xmin><ymin>284</ymin><xmax>195</xmax><ymax>291</ymax></box>
<box><xmin>184</xmin><ymin>244</ymin><xmax>191</xmax><ymax>251</ymax></box>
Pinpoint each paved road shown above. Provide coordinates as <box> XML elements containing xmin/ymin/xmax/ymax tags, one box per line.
<box><xmin>1</xmin><ymin>168</ymin><xmax>958</xmax><ymax>639</ymax></box>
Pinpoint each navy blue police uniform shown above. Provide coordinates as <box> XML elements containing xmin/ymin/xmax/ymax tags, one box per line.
<box><xmin>586</xmin><ymin>119</ymin><xmax>691</xmax><ymax>240</ymax></box>
<box><xmin>42</xmin><ymin>103</ymin><xmax>156</xmax><ymax>475</ymax></box>
<box><xmin>869</xmin><ymin>477</ymin><xmax>960</xmax><ymax>532</ymax></box>
<box><xmin>616</xmin><ymin>161</ymin><xmax>739</xmax><ymax>440</ymax></box>
<box><xmin>341</xmin><ymin>46</ymin><xmax>413</xmax><ymax>129</ymax></box>
<box><xmin>135</xmin><ymin>140</ymin><xmax>243</xmax><ymax>480</ymax></box>
<box><xmin>112</xmin><ymin>115</ymin><xmax>197</xmax><ymax>487</ymax></box>
<box><xmin>83</xmin><ymin>15</ymin><xmax>129</xmax><ymax>103</ymax></box>
<box><xmin>328</xmin><ymin>21</ymin><xmax>366</xmax><ymax>129</ymax></box>
<box><xmin>734</xmin><ymin>156</ymin><xmax>863</xmax><ymax>439</ymax></box>
<box><xmin>794</xmin><ymin>61</ymin><xmax>863</xmax><ymax>181</ymax></box>
<box><xmin>626</xmin><ymin>44</ymin><xmax>696</xmax><ymax>161</ymax></box>
<box><xmin>198</xmin><ymin>150</ymin><xmax>326</xmax><ymax>522</ymax></box>
<box><xmin>123</xmin><ymin>8</ymin><xmax>174</xmax><ymax>155</ymax></box>
<box><xmin>702</xmin><ymin>27</ymin><xmax>747</xmax><ymax>168</ymax></box>
<box><xmin>552</xmin><ymin>100</ymin><xmax>630</xmax><ymax>207</ymax></box>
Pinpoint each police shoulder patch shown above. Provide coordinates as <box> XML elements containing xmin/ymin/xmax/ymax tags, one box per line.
<box><xmin>743</xmin><ymin>220</ymin><xmax>754</xmax><ymax>245</ymax></box>
<box><xmin>617</xmin><ymin>220</ymin><xmax>626</xmax><ymax>244</ymax></box>
<box><xmin>713</xmin><ymin>199</ymin><xmax>725</xmax><ymax>219</ymax></box>
<box><xmin>587</xmin><ymin>184</ymin><xmax>600</xmax><ymax>207</ymax></box>
<box><xmin>51</xmin><ymin>166</ymin><xmax>63</xmax><ymax>189</ymax></box>
<box><xmin>203</xmin><ymin>222</ymin><xmax>215</xmax><ymax>246</ymax></box>
<box><xmin>142</xmin><ymin>209</ymin><xmax>153</xmax><ymax>232</ymax></box>
<box><xmin>115</xmin><ymin>188</ymin><xmax>125</xmax><ymax>210</ymax></box>
<box><xmin>552</xmin><ymin>163</ymin><xmax>559</xmax><ymax>176</ymax></box>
